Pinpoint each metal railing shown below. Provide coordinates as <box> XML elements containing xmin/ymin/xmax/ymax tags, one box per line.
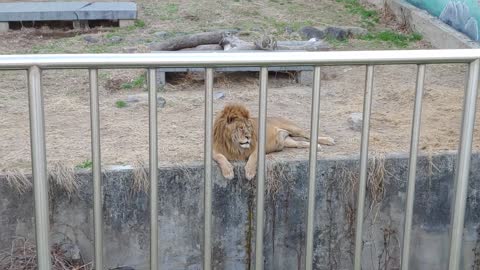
<box><xmin>1</xmin><ymin>49</ymin><xmax>479</xmax><ymax>270</ymax></box>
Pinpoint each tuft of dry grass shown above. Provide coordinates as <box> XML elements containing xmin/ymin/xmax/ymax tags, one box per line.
<box><xmin>132</xmin><ymin>159</ymin><xmax>149</xmax><ymax>194</ymax></box>
<box><xmin>48</xmin><ymin>162</ymin><xmax>78</xmax><ymax>196</ymax></box>
<box><xmin>0</xmin><ymin>237</ymin><xmax>91</xmax><ymax>270</ymax></box>
<box><xmin>265</xmin><ymin>157</ymin><xmax>295</xmax><ymax>199</ymax></box>
<box><xmin>335</xmin><ymin>152</ymin><xmax>390</xmax><ymax>226</ymax></box>
<box><xmin>4</xmin><ymin>169</ymin><xmax>32</xmax><ymax>194</ymax></box>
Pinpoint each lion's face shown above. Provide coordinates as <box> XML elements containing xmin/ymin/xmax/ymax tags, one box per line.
<box><xmin>228</xmin><ymin>119</ymin><xmax>254</xmax><ymax>149</ymax></box>
<box><xmin>214</xmin><ymin>104</ymin><xmax>256</xmax><ymax>158</ymax></box>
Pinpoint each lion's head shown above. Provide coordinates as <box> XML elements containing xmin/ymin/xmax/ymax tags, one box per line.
<box><xmin>213</xmin><ymin>104</ymin><xmax>257</xmax><ymax>160</ymax></box>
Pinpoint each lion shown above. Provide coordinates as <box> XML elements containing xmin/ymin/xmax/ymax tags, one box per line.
<box><xmin>213</xmin><ymin>104</ymin><xmax>335</xmax><ymax>180</ymax></box>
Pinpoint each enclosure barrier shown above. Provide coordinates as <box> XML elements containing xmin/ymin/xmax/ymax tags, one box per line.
<box><xmin>1</xmin><ymin>49</ymin><xmax>479</xmax><ymax>270</ymax></box>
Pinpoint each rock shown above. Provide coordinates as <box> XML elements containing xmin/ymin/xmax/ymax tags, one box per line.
<box><xmin>325</xmin><ymin>26</ymin><xmax>348</xmax><ymax>41</ymax></box>
<box><xmin>348</xmin><ymin>112</ymin><xmax>363</xmax><ymax>131</ymax></box>
<box><xmin>299</xmin><ymin>26</ymin><xmax>325</xmax><ymax>40</ymax></box>
<box><xmin>60</xmin><ymin>243</ymin><xmax>81</xmax><ymax>261</ymax></box>
<box><xmin>84</xmin><ymin>35</ymin><xmax>99</xmax><ymax>43</ymax></box>
<box><xmin>157</xmin><ymin>96</ymin><xmax>166</xmax><ymax>108</ymax></box>
<box><xmin>109</xmin><ymin>36</ymin><xmax>123</xmax><ymax>43</ymax></box>
<box><xmin>154</xmin><ymin>31</ymin><xmax>169</xmax><ymax>39</ymax></box>
<box><xmin>316</xmin><ymin>26</ymin><xmax>368</xmax><ymax>37</ymax></box>
<box><xmin>122</xmin><ymin>47</ymin><xmax>137</xmax><ymax>53</ymax></box>
<box><xmin>213</xmin><ymin>91</ymin><xmax>225</xmax><ymax>100</ymax></box>
<box><xmin>126</xmin><ymin>95</ymin><xmax>141</xmax><ymax>103</ymax></box>
<box><xmin>284</xmin><ymin>26</ymin><xmax>294</xmax><ymax>34</ymax></box>
<box><xmin>344</xmin><ymin>26</ymin><xmax>368</xmax><ymax>36</ymax></box>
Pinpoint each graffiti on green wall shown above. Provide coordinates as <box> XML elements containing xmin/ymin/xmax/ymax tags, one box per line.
<box><xmin>407</xmin><ymin>0</ymin><xmax>480</xmax><ymax>41</ymax></box>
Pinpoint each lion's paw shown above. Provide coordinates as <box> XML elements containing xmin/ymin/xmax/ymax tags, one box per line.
<box><xmin>245</xmin><ymin>162</ymin><xmax>257</xmax><ymax>181</ymax></box>
<box><xmin>319</xmin><ymin>136</ymin><xmax>336</xmax><ymax>146</ymax></box>
<box><xmin>221</xmin><ymin>162</ymin><xmax>235</xmax><ymax>180</ymax></box>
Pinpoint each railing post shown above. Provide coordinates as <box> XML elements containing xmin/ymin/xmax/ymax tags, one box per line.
<box><xmin>203</xmin><ymin>68</ymin><xmax>214</xmax><ymax>270</ymax></box>
<box><xmin>149</xmin><ymin>68</ymin><xmax>159</xmax><ymax>270</ymax></box>
<box><xmin>28</xmin><ymin>66</ymin><xmax>51</xmax><ymax>270</ymax></box>
<box><xmin>305</xmin><ymin>66</ymin><xmax>321</xmax><ymax>270</ymax></box>
<box><xmin>255</xmin><ymin>66</ymin><xmax>268</xmax><ymax>270</ymax></box>
<box><xmin>448</xmin><ymin>59</ymin><xmax>480</xmax><ymax>270</ymax></box>
<box><xmin>89</xmin><ymin>68</ymin><xmax>104</xmax><ymax>270</ymax></box>
<box><xmin>400</xmin><ymin>64</ymin><xmax>425</xmax><ymax>270</ymax></box>
<box><xmin>354</xmin><ymin>65</ymin><xmax>375</xmax><ymax>270</ymax></box>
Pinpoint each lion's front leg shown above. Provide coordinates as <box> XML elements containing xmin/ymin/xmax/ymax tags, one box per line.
<box><xmin>213</xmin><ymin>151</ymin><xmax>234</xmax><ymax>180</ymax></box>
<box><xmin>245</xmin><ymin>151</ymin><xmax>258</xmax><ymax>180</ymax></box>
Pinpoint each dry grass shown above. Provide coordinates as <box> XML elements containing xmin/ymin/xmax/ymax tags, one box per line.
<box><xmin>4</xmin><ymin>169</ymin><xmax>32</xmax><ymax>194</ymax></box>
<box><xmin>49</xmin><ymin>162</ymin><xmax>78</xmax><ymax>196</ymax></box>
<box><xmin>334</xmin><ymin>152</ymin><xmax>390</xmax><ymax>236</ymax></box>
<box><xmin>132</xmin><ymin>159</ymin><xmax>149</xmax><ymax>194</ymax></box>
<box><xmin>0</xmin><ymin>237</ymin><xmax>91</xmax><ymax>270</ymax></box>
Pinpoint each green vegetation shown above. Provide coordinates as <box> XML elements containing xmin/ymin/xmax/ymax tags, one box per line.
<box><xmin>166</xmin><ymin>3</ymin><xmax>179</xmax><ymax>14</ymax></box>
<box><xmin>336</xmin><ymin>0</ymin><xmax>379</xmax><ymax>27</ymax></box>
<box><xmin>134</xmin><ymin>19</ymin><xmax>146</xmax><ymax>28</ymax></box>
<box><xmin>115</xmin><ymin>100</ymin><xmax>127</xmax><ymax>108</ymax></box>
<box><xmin>360</xmin><ymin>31</ymin><xmax>423</xmax><ymax>47</ymax></box>
<box><xmin>264</xmin><ymin>17</ymin><xmax>313</xmax><ymax>34</ymax></box>
<box><xmin>155</xmin><ymin>3</ymin><xmax>180</xmax><ymax>20</ymax></box>
<box><xmin>121</xmin><ymin>74</ymin><xmax>146</xmax><ymax>89</ymax></box>
<box><xmin>76</xmin><ymin>159</ymin><xmax>93</xmax><ymax>169</ymax></box>
<box><xmin>325</xmin><ymin>35</ymin><xmax>349</xmax><ymax>48</ymax></box>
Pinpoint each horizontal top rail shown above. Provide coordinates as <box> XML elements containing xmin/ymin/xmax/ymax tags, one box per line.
<box><xmin>1</xmin><ymin>49</ymin><xmax>480</xmax><ymax>69</ymax></box>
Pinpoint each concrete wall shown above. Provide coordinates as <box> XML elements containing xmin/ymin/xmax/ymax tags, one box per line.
<box><xmin>406</xmin><ymin>0</ymin><xmax>480</xmax><ymax>41</ymax></box>
<box><xmin>361</xmin><ymin>0</ymin><xmax>480</xmax><ymax>48</ymax></box>
<box><xmin>1</xmin><ymin>152</ymin><xmax>480</xmax><ymax>269</ymax></box>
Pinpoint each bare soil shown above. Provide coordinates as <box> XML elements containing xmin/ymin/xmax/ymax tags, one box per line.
<box><xmin>1</xmin><ymin>64</ymin><xmax>479</xmax><ymax>172</ymax></box>
<box><xmin>0</xmin><ymin>0</ymin><xmax>479</xmax><ymax>173</ymax></box>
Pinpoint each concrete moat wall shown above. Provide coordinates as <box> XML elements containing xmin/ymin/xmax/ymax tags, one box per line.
<box><xmin>1</xmin><ymin>152</ymin><xmax>480</xmax><ymax>269</ymax></box>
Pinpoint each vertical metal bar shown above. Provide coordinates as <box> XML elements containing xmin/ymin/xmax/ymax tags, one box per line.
<box><xmin>89</xmin><ymin>69</ymin><xmax>103</xmax><ymax>270</ymax></box>
<box><xmin>448</xmin><ymin>59</ymin><xmax>480</xmax><ymax>270</ymax></box>
<box><xmin>255</xmin><ymin>66</ymin><xmax>268</xmax><ymax>270</ymax></box>
<box><xmin>305</xmin><ymin>66</ymin><xmax>321</xmax><ymax>270</ymax></box>
<box><xmin>400</xmin><ymin>64</ymin><xmax>425</xmax><ymax>270</ymax></box>
<box><xmin>203</xmin><ymin>68</ymin><xmax>214</xmax><ymax>270</ymax></box>
<box><xmin>28</xmin><ymin>66</ymin><xmax>51</xmax><ymax>270</ymax></box>
<box><xmin>149</xmin><ymin>68</ymin><xmax>159</xmax><ymax>270</ymax></box>
<box><xmin>354</xmin><ymin>65</ymin><xmax>375</xmax><ymax>270</ymax></box>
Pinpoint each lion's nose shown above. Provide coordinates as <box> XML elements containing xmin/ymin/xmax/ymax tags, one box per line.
<box><xmin>245</xmin><ymin>135</ymin><xmax>250</xmax><ymax>140</ymax></box>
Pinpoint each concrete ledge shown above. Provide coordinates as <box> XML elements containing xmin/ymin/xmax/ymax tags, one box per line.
<box><xmin>0</xmin><ymin>2</ymin><xmax>137</xmax><ymax>22</ymax></box>
<box><xmin>1</xmin><ymin>151</ymin><xmax>480</xmax><ymax>269</ymax></box>
<box><xmin>384</xmin><ymin>0</ymin><xmax>479</xmax><ymax>48</ymax></box>
<box><xmin>0</xmin><ymin>22</ymin><xmax>7</xmax><ymax>32</ymax></box>
<box><xmin>155</xmin><ymin>66</ymin><xmax>313</xmax><ymax>87</ymax></box>
<box><xmin>151</xmin><ymin>50</ymin><xmax>314</xmax><ymax>86</ymax></box>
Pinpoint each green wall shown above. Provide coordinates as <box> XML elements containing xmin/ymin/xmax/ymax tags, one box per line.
<box><xmin>407</xmin><ymin>0</ymin><xmax>480</xmax><ymax>41</ymax></box>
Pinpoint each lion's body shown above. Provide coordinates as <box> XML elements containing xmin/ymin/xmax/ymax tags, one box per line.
<box><xmin>213</xmin><ymin>104</ymin><xmax>335</xmax><ymax>180</ymax></box>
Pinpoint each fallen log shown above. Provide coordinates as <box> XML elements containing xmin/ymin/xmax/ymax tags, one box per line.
<box><xmin>149</xmin><ymin>31</ymin><xmax>227</xmax><ymax>51</ymax></box>
<box><xmin>179</xmin><ymin>44</ymin><xmax>223</xmax><ymax>51</ymax></box>
<box><xmin>220</xmin><ymin>35</ymin><xmax>257</xmax><ymax>51</ymax></box>
<box><xmin>221</xmin><ymin>36</ymin><xmax>330</xmax><ymax>51</ymax></box>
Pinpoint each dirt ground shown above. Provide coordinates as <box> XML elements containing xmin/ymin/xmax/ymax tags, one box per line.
<box><xmin>0</xmin><ymin>0</ymin><xmax>479</xmax><ymax>173</ymax></box>
<box><xmin>1</xmin><ymin>63</ymin><xmax>479</xmax><ymax>172</ymax></box>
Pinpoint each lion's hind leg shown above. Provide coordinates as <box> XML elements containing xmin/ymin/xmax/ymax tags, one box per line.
<box><xmin>283</xmin><ymin>137</ymin><xmax>324</xmax><ymax>150</ymax></box>
<box><xmin>273</xmin><ymin>118</ymin><xmax>335</xmax><ymax>146</ymax></box>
